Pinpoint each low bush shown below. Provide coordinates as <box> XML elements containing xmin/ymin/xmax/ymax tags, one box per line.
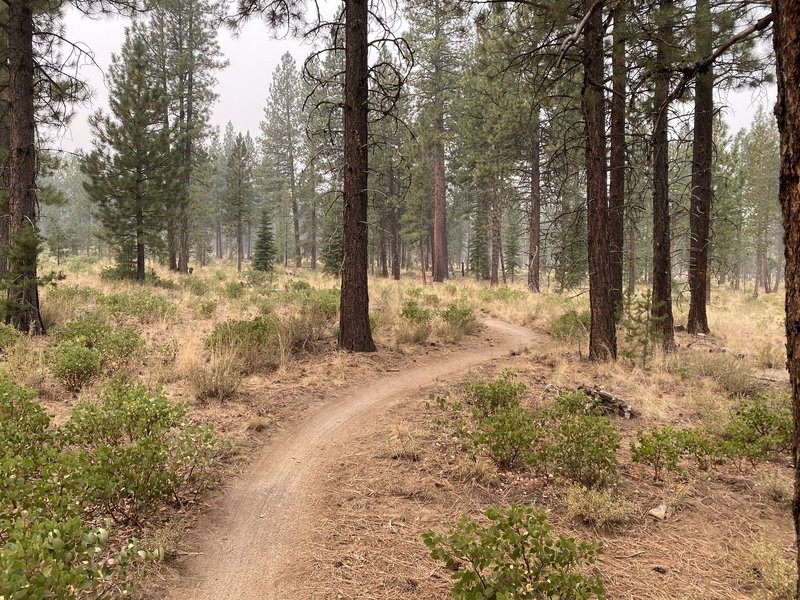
<box><xmin>563</xmin><ymin>485</ymin><xmax>635</xmax><ymax>529</ymax></box>
<box><xmin>438</xmin><ymin>301</ymin><xmax>480</xmax><ymax>342</ymax></box>
<box><xmin>472</xmin><ymin>404</ymin><xmax>544</xmax><ymax>471</ymax></box>
<box><xmin>424</xmin><ymin>504</ymin><xmax>605</xmax><ymax>600</ymax></box>
<box><xmin>52</xmin><ymin>340</ymin><xmax>103</xmax><ymax>392</ymax></box>
<box><xmin>284</xmin><ymin>287</ymin><xmax>339</xmax><ymax>349</ymax></box>
<box><xmin>463</xmin><ymin>371</ymin><xmax>527</xmax><ymax>416</ymax></box>
<box><xmin>1</xmin><ymin>374</ymin><xmax>203</xmax><ymax>597</ymax></box>
<box><xmin>549</xmin><ymin>402</ymin><xmax>619</xmax><ymax>488</ymax></box>
<box><xmin>478</xmin><ymin>285</ymin><xmax>527</xmax><ymax>303</ymax></box>
<box><xmin>188</xmin><ymin>350</ymin><xmax>244</xmax><ymax>402</ymax></box>
<box><xmin>99</xmin><ymin>289</ymin><xmax>176</xmax><ymax>323</ymax></box>
<box><xmin>742</xmin><ymin>539</ymin><xmax>796</xmax><ymax>600</ymax></box>
<box><xmin>222</xmin><ymin>281</ymin><xmax>247</xmax><ymax>300</ymax></box>
<box><xmin>396</xmin><ymin>300</ymin><xmax>433</xmax><ymax>344</ymax></box>
<box><xmin>722</xmin><ymin>394</ymin><xmax>792</xmax><ymax>464</ymax></box>
<box><xmin>181</xmin><ymin>277</ymin><xmax>211</xmax><ymax>296</ymax></box>
<box><xmin>0</xmin><ymin>323</ymin><xmax>20</xmax><ymax>352</ymax></box>
<box><xmin>61</xmin><ymin>377</ymin><xmax>217</xmax><ymax>523</ymax></box>
<box><xmin>58</xmin><ymin>312</ymin><xmax>144</xmax><ymax>373</ymax></box>
<box><xmin>206</xmin><ymin>315</ymin><xmax>282</xmax><ymax>373</ymax></box>
<box><xmin>630</xmin><ymin>426</ymin><xmax>686</xmax><ymax>480</ymax></box>
<box><xmin>689</xmin><ymin>353</ymin><xmax>764</xmax><ymax>399</ymax></box>
<box><xmin>552</xmin><ymin>309</ymin><xmax>591</xmax><ymax>352</ymax></box>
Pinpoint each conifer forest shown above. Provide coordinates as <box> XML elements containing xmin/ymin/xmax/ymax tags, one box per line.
<box><xmin>2</xmin><ymin>0</ymin><xmax>800</xmax><ymax>597</ymax></box>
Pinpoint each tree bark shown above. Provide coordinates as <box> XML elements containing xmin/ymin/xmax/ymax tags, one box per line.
<box><xmin>6</xmin><ymin>0</ymin><xmax>43</xmax><ymax>333</ymax></box>
<box><xmin>582</xmin><ymin>0</ymin><xmax>616</xmax><ymax>360</ymax></box>
<box><xmin>528</xmin><ymin>115</ymin><xmax>541</xmax><ymax>292</ymax></box>
<box><xmin>687</xmin><ymin>0</ymin><xmax>713</xmax><ymax>334</ymax></box>
<box><xmin>490</xmin><ymin>177</ymin><xmax>501</xmax><ymax>287</ymax></box>
<box><xmin>0</xmin><ymin>16</ymin><xmax>9</xmax><ymax>280</ymax></box>
<box><xmin>609</xmin><ymin>3</ymin><xmax>626</xmax><ymax>310</ymax></box>
<box><xmin>432</xmin><ymin>136</ymin><xmax>448</xmax><ymax>282</ymax></box>
<box><xmin>651</xmin><ymin>0</ymin><xmax>675</xmax><ymax>350</ymax></box>
<box><xmin>339</xmin><ymin>0</ymin><xmax>375</xmax><ymax>352</ymax></box>
<box><xmin>772</xmin><ymin>0</ymin><xmax>800</xmax><ymax>594</ymax></box>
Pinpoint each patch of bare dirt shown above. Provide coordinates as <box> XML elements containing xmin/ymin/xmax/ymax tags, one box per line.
<box><xmin>144</xmin><ymin>319</ymin><xmax>535</xmax><ymax>599</ymax></box>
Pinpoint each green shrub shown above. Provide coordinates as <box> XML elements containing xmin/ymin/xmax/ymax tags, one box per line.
<box><xmin>397</xmin><ymin>300</ymin><xmax>433</xmax><ymax>344</ymax></box>
<box><xmin>223</xmin><ymin>281</ymin><xmax>247</xmax><ymax>300</ymax></box>
<box><xmin>424</xmin><ymin>505</ymin><xmax>605</xmax><ymax>600</ymax></box>
<box><xmin>0</xmin><ymin>323</ymin><xmax>20</xmax><ymax>352</ymax></box>
<box><xmin>478</xmin><ymin>285</ymin><xmax>527</xmax><ymax>303</ymax></box>
<box><xmin>463</xmin><ymin>371</ymin><xmax>527</xmax><ymax>417</ymax></box>
<box><xmin>439</xmin><ymin>301</ymin><xmax>480</xmax><ymax>341</ymax></box>
<box><xmin>99</xmin><ymin>290</ymin><xmax>176</xmax><ymax>323</ymax></box>
<box><xmin>472</xmin><ymin>405</ymin><xmax>544</xmax><ymax>471</ymax></box>
<box><xmin>181</xmin><ymin>277</ymin><xmax>211</xmax><ymax>296</ymax></box>
<box><xmin>549</xmin><ymin>408</ymin><xmax>619</xmax><ymax>488</ymax></box>
<box><xmin>59</xmin><ymin>313</ymin><xmax>144</xmax><ymax>372</ymax></box>
<box><xmin>630</xmin><ymin>426</ymin><xmax>685</xmax><ymax>481</ymax></box>
<box><xmin>206</xmin><ymin>316</ymin><xmax>282</xmax><ymax>373</ymax></box>
<box><xmin>284</xmin><ymin>287</ymin><xmax>340</xmax><ymax>349</ymax></box>
<box><xmin>198</xmin><ymin>300</ymin><xmax>217</xmax><ymax>318</ymax></box>
<box><xmin>723</xmin><ymin>395</ymin><xmax>792</xmax><ymax>464</ymax></box>
<box><xmin>0</xmin><ymin>375</ymin><xmax>141</xmax><ymax>598</ymax></box>
<box><xmin>62</xmin><ymin>378</ymin><xmax>217</xmax><ymax>523</ymax></box>
<box><xmin>52</xmin><ymin>341</ymin><xmax>103</xmax><ymax>392</ymax></box>
<box><xmin>553</xmin><ymin>309</ymin><xmax>591</xmax><ymax>350</ymax></box>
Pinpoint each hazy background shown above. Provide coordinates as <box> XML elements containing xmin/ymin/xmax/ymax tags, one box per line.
<box><xmin>53</xmin><ymin>8</ymin><xmax>777</xmax><ymax>154</ymax></box>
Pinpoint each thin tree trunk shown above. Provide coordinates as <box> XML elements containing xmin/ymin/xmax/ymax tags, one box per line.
<box><xmin>687</xmin><ymin>0</ymin><xmax>713</xmax><ymax>334</ymax></box>
<box><xmin>0</xmin><ymin>18</ymin><xmax>9</xmax><ymax>281</ymax></box>
<box><xmin>626</xmin><ymin>205</ymin><xmax>636</xmax><ymax>298</ymax></box>
<box><xmin>236</xmin><ymin>219</ymin><xmax>243</xmax><ymax>272</ymax></box>
<box><xmin>772</xmin><ymin>1</ymin><xmax>800</xmax><ymax>593</ymax></box>
<box><xmin>339</xmin><ymin>0</ymin><xmax>375</xmax><ymax>352</ymax></box>
<box><xmin>528</xmin><ymin>115</ymin><xmax>541</xmax><ymax>292</ymax></box>
<box><xmin>136</xmin><ymin>208</ymin><xmax>145</xmax><ymax>282</ymax></box>
<box><xmin>432</xmin><ymin>136</ymin><xmax>447</xmax><ymax>282</ymax></box>
<box><xmin>6</xmin><ymin>0</ymin><xmax>43</xmax><ymax>333</ymax></box>
<box><xmin>583</xmin><ymin>0</ymin><xmax>616</xmax><ymax>360</ymax></box>
<box><xmin>609</xmin><ymin>3</ymin><xmax>626</xmax><ymax>310</ymax></box>
<box><xmin>216</xmin><ymin>219</ymin><xmax>222</xmax><ymax>259</ymax></box>
<box><xmin>310</xmin><ymin>197</ymin><xmax>317</xmax><ymax>269</ymax></box>
<box><xmin>651</xmin><ymin>0</ymin><xmax>675</xmax><ymax>350</ymax></box>
<box><xmin>490</xmin><ymin>178</ymin><xmax>501</xmax><ymax>287</ymax></box>
<box><xmin>389</xmin><ymin>160</ymin><xmax>401</xmax><ymax>280</ymax></box>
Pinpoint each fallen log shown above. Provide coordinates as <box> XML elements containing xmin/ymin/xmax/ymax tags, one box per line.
<box><xmin>577</xmin><ymin>385</ymin><xmax>637</xmax><ymax>419</ymax></box>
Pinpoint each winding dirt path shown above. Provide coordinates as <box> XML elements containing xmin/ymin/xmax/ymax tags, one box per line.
<box><xmin>165</xmin><ymin>318</ymin><xmax>534</xmax><ymax>600</ymax></box>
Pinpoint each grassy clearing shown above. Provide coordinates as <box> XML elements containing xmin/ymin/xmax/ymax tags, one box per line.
<box><xmin>3</xmin><ymin>256</ymin><xmax>791</xmax><ymax>598</ymax></box>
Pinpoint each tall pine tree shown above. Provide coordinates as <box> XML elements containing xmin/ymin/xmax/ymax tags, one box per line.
<box><xmin>82</xmin><ymin>27</ymin><xmax>178</xmax><ymax>282</ymax></box>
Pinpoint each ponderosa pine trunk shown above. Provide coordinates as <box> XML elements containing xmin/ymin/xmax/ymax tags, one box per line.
<box><xmin>490</xmin><ymin>177</ymin><xmax>501</xmax><ymax>287</ymax></box>
<box><xmin>432</xmin><ymin>135</ymin><xmax>448</xmax><ymax>282</ymax></box>
<box><xmin>582</xmin><ymin>0</ymin><xmax>616</xmax><ymax>360</ymax></box>
<box><xmin>0</xmin><ymin>15</ymin><xmax>9</xmax><ymax>280</ymax></box>
<box><xmin>528</xmin><ymin>115</ymin><xmax>541</xmax><ymax>293</ymax></box>
<box><xmin>339</xmin><ymin>0</ymin><xmax>375</xmax><ymax>352</ymax></box>
<box><xmin>772</xmin><ymin>0</ymin><xmax>800</xmax><ymax>593</ymax></box>
<box><xmin>6</xmin><ymin>0</ymin><xmax>43</xmax><ymax>333</ymax></box>
<box><xmin>216</xmin><ymin>219</ymin><xmax>222</xmax><ymax>258</ymax></box>
<box><xmin>651</xmin><ymin>0</ymin><xmax>675</xmax><ymax>350</ymax></box>
<box><xmin>687</xmin><ymin>0</ymin><xmax>713</xmax><ymax>334</ymax></box>
<box><xmin>609</xmin><ymin>3</ymin><xmax>626</xmax><ymax>311</ymax></box>
<box><xmin>389</xmin><ymin>159</ymin><xmax>401</xmax><ymax>280</ymax></box>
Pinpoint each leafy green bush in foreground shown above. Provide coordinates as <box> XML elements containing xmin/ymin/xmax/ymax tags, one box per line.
<box><xmin>424</xmin><ymin>504</ymin><xmax>605</xmax><ymax>599</ymax></box>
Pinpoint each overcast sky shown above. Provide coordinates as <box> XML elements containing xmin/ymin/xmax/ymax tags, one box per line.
<box><xmin>54</xmin><ymin>8</ymin><xmax>776</xmax><ymax>153</ymax></box>
<box><xmin>55</xmin><ymin>8</ymin><xmax>313</xmax><ymax>152</ymax></box>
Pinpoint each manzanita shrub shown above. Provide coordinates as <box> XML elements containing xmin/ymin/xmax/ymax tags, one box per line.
<box><xmin>423</xmin><ymin>504</ymin><xmax>605</xmax><ymax>599</ymax></box>
<box><xmin>0</xmin><ymin>372</ymin><xmax>217</xmax><ymax>598</ymax></box>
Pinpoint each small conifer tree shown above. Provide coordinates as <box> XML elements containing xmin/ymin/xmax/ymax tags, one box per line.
<box><xmin>252</xmin><ymin>209</ymin><xmax>276</xmax><ymax>272</ymax></box>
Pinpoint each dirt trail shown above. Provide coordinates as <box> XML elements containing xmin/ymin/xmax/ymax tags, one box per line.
<box><xmin>165</xmin><ymin>318</ymin><xmax>534</xmax><ymax>600</ymax></box>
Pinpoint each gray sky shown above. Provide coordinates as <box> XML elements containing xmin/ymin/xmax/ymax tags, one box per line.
<box><xmin>54</xmin><ymin>8</ymin><xmax>776</xmax><ymax>153</ymax></box>
<box><xmin>56</xmin><ymin>8</ymin><xmax>312</xmax><ymax>151</ymax></box>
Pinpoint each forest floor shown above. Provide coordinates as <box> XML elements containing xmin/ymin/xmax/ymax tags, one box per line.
<box><xmin>7</xmin><ymin>255</ymin><xmax>794</xmax><ymax>600</ymax></box>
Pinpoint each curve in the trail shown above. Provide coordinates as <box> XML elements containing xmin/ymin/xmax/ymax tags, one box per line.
<box><xmin>166</xmin><ymin>318</ymin><xmax>534</xmax><ymax>600</ymax></box>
